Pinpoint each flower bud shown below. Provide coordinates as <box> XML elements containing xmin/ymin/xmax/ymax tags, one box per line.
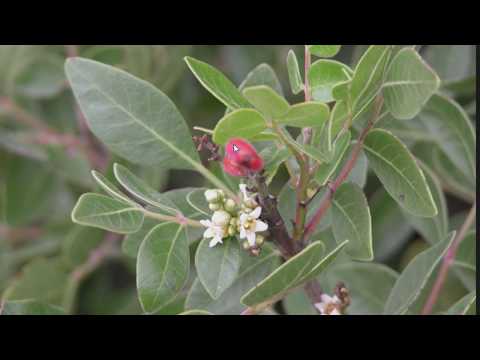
<box><xmin>227</xmin><ymin>225</ymin><xmax>237</xmax><ymax>237</ymax></box>
<box><xmin>223</xmin><ymin>138</ymin><xmax>264</xmax><ymax>177</ymax></box>
<box><xmin>244</xmin><ymin>198</ymin><xmax>258</xmax><ymax>209</ymax></box>
<box><xmin>205</xmin><ymin>189</ymin><xmax>222</xmax><ymax>203</ymax></box>
<box><xmin>212</xmin><ymin>210</ymin><xmax>231</xmax><ymax>227</ymax></box>
<box><xmin>242</xmin><ymin>241</ymin><xmax>250</xmax><ymax>250</ymax></box>
<box><xmin>209</xmin><ymin>203</ymin><xmax>221</xmax><ymax>211</ymax></box>
<box><xmin>255</xmin><ymin>234</ymin><xmax>265</xmax><ymax>246</ymax></box>
<box><xmin>224</xmin><ymin>198</ymin><xmax>237</xmax><ymax>213</ymax></box>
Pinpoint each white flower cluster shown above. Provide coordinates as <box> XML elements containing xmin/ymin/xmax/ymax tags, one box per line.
<box><xmin>200</xmin><ymin>184</ymin><xmax>268</xmax><ymax>250</ymax></box>
<box><xmin>314</xmin><ymin>294</ymin><xmax>342</xmax><ymax>315</ymax></box>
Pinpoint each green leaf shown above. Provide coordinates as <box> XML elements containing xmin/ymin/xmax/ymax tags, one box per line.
<box><xmin>180</xmin><ymin>309</ymin><xmax>213</xmax><ymax>315</ymax></box>
<box><xmin>3</xmin><ymin>258</ymin><xmax>69</xmax><ymax>307</ymax></box>
<box><xmin>351</xmin><ymin>45</ymin><xmax>392</xmax><ymax>115</ymax></box>
<box><xmin>417</xmin><ymin>94</ymin><xmax>476</xmax><ymax>183</ymax></box>
<box><xmin>71</xmin><ymin>193</ymin><xmax>144</xmax><ymax>234</ymax></box>
<box><xmin>113</xmin><ymin>163</ymin><xmax>177</xmax><ymax>215</ymax></box>
<box><xmin>370</xmin><ymin>189</ymin><xmax>413</xmax><ymax>262</ymax></box>
<box><xmin>453</xmin><ymin>231</ymin><xmax>476</xmax><ymax>291</ymax></box>
<box><xmin>308</xmin><ymin>60</ymin><xmax>352</xmax><ymax>102</ymax></box>
<box><xmin>241</xmin><ymin>241</ymin><xmax>348</xmax><ymax>307</ymax></box>
<box><xmin>331</xmin><ymin>182</ymin><xmax>373</xmax><ymax>261</ymax></box>
<box><xmin>0</xmin><ymin>300</ymin><xmax>66</xmax><ymax>315</ymax></box>
<box><xmin>91</xmin><ymin>170</ymin><xmax>134</xmax><ymax>205</ymax></box>
<box><xmin>259</xmin><ymin>147</ymin><xmax>290</xmax><ymax>184</ymax></box>
<box><xmin>195</xmin><ymin>237</ymin><xmax>242</xmax><ymax>299</ymax></box>
<box><xmin>383</xmin><ymin>48</ymin><xmax>440</xmax><ymax>120</ymax></box>
<box><xmin>186</xmin><ymin>188</ymin><xmax>211</xmax><ymax>216</ymax></box>
<box><xmin>286</xmin><ymin>50</ymin><xmax>304</xmax><ymax>95</ymax></box>
<box><xmin>323</xmin><ymin>262</ymin><xmax>399</xmax><ymax>314</ymax></box>
<box><xmin>384</xmin><ymin>231</ymin><xmax>456</xmax><ymax>314</ymax></box>
<box><xmin>242</xmin><ymin>85</ymin><xmax>289</xmax><ymax>118</ymax></box>
<box><xmin>402</xmin><ymin>162</ymin><xmax>448</xmax><ymax>244</ymax></box>
<box><xmin>446</xmin><ymin>291</ymin><xmax>476</xmax><ymax>315</ymax></box>
<box><xmin>5</xmin><ymin>157</ymin><xmax>58</xmax><ymax>226</ymax></box>
<box><xmin>65</xmin><ymin>57</ymin><xmax>200</xmax><ymax>170</ymax></box>
<box><xmin>184</xmin><ymin>56</ymin><xmax>251</xmax><ymax>110</ymax></box>
<box><xmin>137</xmin><ymin>223</ymin><xmax>190</xmax><ymax>313</ymax></box>
<box><xmin>238</xmin><ymin>63</ymin><xmax>284</xmax><ymax>96</ymax></box>
<box><xmin>213</xmin><ymin>108</ymin><xmax>266</xmax><ymax>145</ymax></box>
<box><xmin>283</xmin><ymin>289</ymin><xmax>318</xmax><ymax>315</ymax></box>
<box><xmin>308</xmin><ymin>45</ymin><xmax>341</xmax><ymax>58</ymax></box>
<box><xmin>314</xmin><ymin>131</ymin><xmax>351</xmax><ymax>186</ymax></box>
<box><xmin>62</xmin><ymin>226</ymin><xmax>104</xmax><ymax>268</ymax></box>
<box><xmin>332</xmin><ymin>80</ymin><xmax>351</xmax><ymax>102</ymax></box>
<box><xmin>277</xmin><ymin>102</ymin><xmax>329</xmax><ymax>128</ymax></box>
<box><xmin>423</xmin><ymin>45</ymin><xmax>475</xmax><ymax>85</ymax></box>
<box><xmin>122</xmin><ymin>217</ymin><xmax>159</xmax><ymax>258</ymax></box>
<box><xmin>333</xmin><ymin>141</ymin><xmax>368</xmax><ymax>188</ymax></box>
<box><xmin>185</xmin><ymin>245</ymin><xmax>279</xmax><ymax>314</ymax></box>
<box><xmin>364</xmin><ymin>129</ymin><xmax>437</xmax><ymax>218</ymax></box>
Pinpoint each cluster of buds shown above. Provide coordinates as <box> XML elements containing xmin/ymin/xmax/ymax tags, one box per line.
<box><xmin>200</xmin><ymin>184</ymin><xmax>268</xmax><ymax>255</ymax></box>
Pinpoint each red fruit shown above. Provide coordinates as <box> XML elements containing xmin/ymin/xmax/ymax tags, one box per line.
<box><xmin>223</xmin><ymin>138</ymin><xmax>264</xmax><ymax>177</ymax></box>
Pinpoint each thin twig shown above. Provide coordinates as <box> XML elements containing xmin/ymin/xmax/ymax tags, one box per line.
<box><xmin>421</xmin><ymin>203</ymin><xmax>476</xmax><ymax>315</ymax></box>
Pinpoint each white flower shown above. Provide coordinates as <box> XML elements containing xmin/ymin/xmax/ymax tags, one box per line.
<box><xmin>239</xmin><ymin>206</ymin><xmax>268</xmax><ymax>247</ymax></box>
<box><xmin>200</xmin><ymin>219</ymin><xmax>226</xmax><ymax>248</ymax></box>
<box><xmin>314</xmin><ymin>294</ymin><xmax>342</xmax><ymax>315</ymax></box>
<box><xmin>211</xmin><ymin>210</ymin><xmax>231</xmax><ymax>227</ymax></box>
<box><xmin>239</xmin><ymin>184</ymin><xmax>251</xmax><ymax>201</ymax></box>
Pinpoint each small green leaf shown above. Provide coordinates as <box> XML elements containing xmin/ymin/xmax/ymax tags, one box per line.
<box><xmin>323</xmin><ymin>262</ymin><xmax>399</xmax><ymax>314</ymax></box>
<box><xmin>384</xmin><ymin>231</ymin><xmax>456</xmax><ymax>314</ymax></box>
<box><xmin>364</xmin><ymin>129</ymin><xmax>437</xmax><ymax>218</ymax></box>
<box><xmin>1</xmin><ymin>300</ymin><xmax>66</xmax><ymax>315</ymax></box>
<box><xmin>91</xmin><ymin>170</ymin><xmax>134</xmax><ymax>205</ymax></box>
<box><xmin>186</xmin><ymin>245</ymin><xmax>279</xmax><ymax>314</ymax></box>
<box><xmin>195</xmin><ymin>237</ymin><xmax>242</xmax><ymax>299</ymax></box>
<box><xmin>308</xmin><ymin>60</ymin><xmax>352</xmax><ymax>102</ymax></box>
<box><xmin>332</xmin><ymin>79</ymin><xmax>351</xmax><ymax>102</ymax></box>
<box><xmin>243</xmin><ymin>85</ymin><xmax>289</xmax><ymax>118</ymax></box>
<box><xmin>314</xmin><ymin>131</ymin><xmax>351</xmax><ymax>186</ymax></box>
<box><xmin>184</xmin><ymin>56</ymin><xmax>251</xmax><ymax>110</ymax></box>
<box><xmin>330</xmin><ymin>100</ymin><xmax>350</xmax><ymax>138</ymax></box>
<box><xmin>383</xmin><ymin>48</ymin><xmax>440</xmax><ymax>120</ymax></box>
<box><xmin>113</xmin><ymin>163</ymin><xmax>177</xmax><ymax>215</ymax></box>
<box><xmin>331</xmin><ymin>182</ymin><xmax>373</xmax><ymax>261</ymax></box>
<box><xmin>417</xmin><ymin>94</ymin><xmax>476</xmax><ymax>182</ymax></box>
<box><xmin>213</xmin><ymin>109</ymin><xmax>267</xmax><ymax>145</ymax></box>
<box><xmin>423</xmin><ymin>45</ymin><xmax>475</xmax><ymax>85</ymax></box>
<box><xmin>137</xmin><ymin>223</ymin><xmax>190</xmax><ymax>314</ymax></box>
<box><xmin>239</xmin><ymin>63</ymin><xmax>284</xmax><ymax>96</ymax></box>
<box><xmin>308</xmin><ymin>45</ymin><xmax>341</xmax><ymax>58</ymax></box>
<box><xmin>277</xmin><ymin>102</ymin><xmax>329</xmax><ymax>128</ymax></box>
<box><xmin>351</xmin><ymin>45</ymin><xmax>392</xmax><ymax>115</ymax></box>
<box><xmin>402</xmin><ymin>162</ymin><xmax>448</xmax><ymax>244</ymax></box>
<box><xmin>286</xmin><ymin>50</ymin><xmax>304</xmax><ymax>95</ymax></box>
<box><xmin>446</xmin><ymin>291</ymin><xmax>476</xmax><ymax>315</ymax></box>
<box><xmin>71</xmin><ymin>193</ymin><xmax>144</xmax><ymax>234</ymax></box>
<box><xmin>66</xmin><ymin>57</ymin><xmax>200</xmax><ymax>170</ymax></box>
<box><xmin>241</xmin><ymin>241</ymin><xmax>348</xmax><ymax>307</ymax></box>
<box><xmin>122</xmin><ymin>217</ymin><xmax>159</xmax><ymax>259</ymax></box>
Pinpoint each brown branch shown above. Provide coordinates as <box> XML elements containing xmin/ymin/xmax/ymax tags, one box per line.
<box><xmin>421</xmin><ymin>203</ymin><xmax>476</xmax><ymax>315</ymax></box>
<box><xmin>302</xmin><ymin>96</ymin><xmax>384</xmax><ymax>242</ymax></box>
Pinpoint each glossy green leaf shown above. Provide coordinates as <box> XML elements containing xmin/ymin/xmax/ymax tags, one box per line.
<box><xmin>184</xmin><ymin>56</ymin><xmax>251</xmax><ymax>110</ymax></box>
<box><xmin>195</xmin><ymin>237</ymin><xmax>242</xmax><ymax>299</ymax></box>
<box><xmin>66</xmin><ymin>57</ymin><xmax>200</xmax><ymax>170</ymax></box>
<box><xmin>71</xmin><ymin>193</ymin><xmax>144</xmax><ymax>234</ymax></box>
<box><xmin>308</xmin><ymin>60</ymin><xmax>352</xmax><ymax>102</ymax></box>
<box><xmin>113</xmin><ymin>163</ymin><xmax>177</xmax><ymax>214</ymax></box>
<box><xmin>446</xmin><ymin>291</ymin><xmax>476</xmax><ymax>315</ymax></box>
<box><xmin>0</xmin><ymin>300</ymin><xmax>66</xmax><ymax>315</ymax></box>
<box><xmin>286</xmin><ymin>50</ymin><xmax>304</xmax><ymax>94</ymax></box>
<box><xmin>314</xmin><ymin>131</ymin><xmax>351</xmax><ymax>186</ymax></box>
<box><xmin>243</xmin><ymin>85</ymin><xmax>289</xmax><ymax>118</ymax></box>
<box><xmin>384</xmin><ymin>231</ymin><xmax>455</xmax><ymax>314</ymax></box>
<box><xmin>137</xmin><ymin>223</ymin><xmax>190</xmax><ymax>313</ymax></box>
<box><xmin>241</xmin><ymin>240</ymin><xmax>348</xmax><ymax>307</ymax></box>
<box><xmin>185</xmin><ymin>245</ymin><xmax>279</xmax><ymax>314</ymax></box>
<box><xmin>308</xmin><ymin>45</ymin><xmax>341</xmax><ymax>58</ymax></box>
<box><xmin>213</xmin><ymin>109</ymin><xmax>266</xmax><ymax>145</ymax></box>
<box><xmin>383</xmin><ymin>48</ymin><xmax>440</xmax><ymax>120</ymax></box>
<box><xmin>417</xmin><ymin>94</ymin><xmax>476</xmax><ymax>183</ymax></box>
<box><xmin>277</xmin><ymin>102</ymin><xmax>329</xmax><ymax>128</ymax></box>
<box><xmin>364</xmin><ymin>129</ymin><xmax>437</xmax><ymax>217</ymax></box>
<box><xmin>402</xmin><ymin>162</ymin><xmax>448</xmax><ymax>244</ymax></box>
<box><xmin>323</xmin><ymin>262</ymin><xmax>399</xmax><ymax>314</ymax></box>
<box><xmin>351</xmin><ymin>45</ymin><xmax>392</xmax><ymax>115</ymax></box>
<box><xmin>331</xmin><ymin>182</ymin><xmax>373</xmax><ymax>261</ymax></box>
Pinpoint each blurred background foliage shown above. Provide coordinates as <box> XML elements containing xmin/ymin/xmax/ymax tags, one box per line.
<box><xmin>0</xmin><ymin>45</ymin><xmax>476</xmax><ymax>314</ymax></box>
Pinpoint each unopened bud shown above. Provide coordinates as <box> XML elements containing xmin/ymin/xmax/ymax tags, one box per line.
<box><xmin>244</xmin><ymin>198</ymin><xmax>258</xmax><ymax>209</ymax></box>
<box><xmin>209</xmin><ymin>203</ymin><xmax>221</xmax><ymax>211</ymax></box>
<box><xmin>205</xmin><ymin>189</ymin><xmax>221</xmax><ymax>203</ymax></box>
<box><xmin>224</xmin><ymin>198</ymin><xmax>237</xmax><ymax>213</ymax></box>
<box><xmin>255</xmin><ymin>234</ymin><xmax>265</xmax><ymax>246</ymax></box>
<box><xmin>212</xmin><ymin>210</ymin><xmax>231</xmax><ymax>227</ymax></box>
<box><xmin>228</xmin><ymin>225</ymin><xmax>237</xmax><ymax>236</ymax></box>
<box><xmin>242</xmin><ymin>241</ymin><xmax>250</xmax><ymax>250</ymax></box>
